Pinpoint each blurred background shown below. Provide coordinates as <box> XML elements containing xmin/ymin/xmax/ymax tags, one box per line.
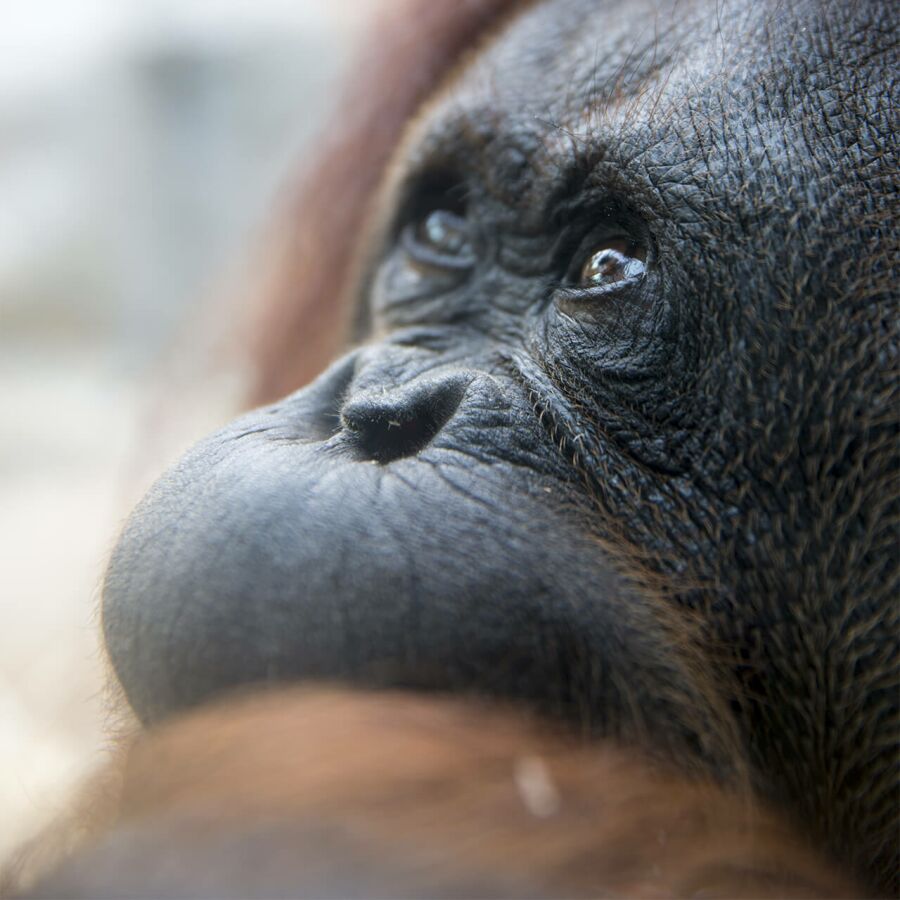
<box><xmin>0</xmin><ymin>0</ymin><xmax>373</xmax><ymax>857</ymax></box>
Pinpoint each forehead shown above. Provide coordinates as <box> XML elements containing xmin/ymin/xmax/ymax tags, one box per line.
<box><xmin>406</xmin><ymin>0</ymin><xmax>853</xmax><ymax>185</ymax></box>
<box><xmin>463</xmin><ymin>0</ymin><xmax>715</xmax><ymax>120</ymax></box>
<box><xmin>422</xmin><ymin>0</ymin><xmax>717</xmax><ymax>134</ymax></box>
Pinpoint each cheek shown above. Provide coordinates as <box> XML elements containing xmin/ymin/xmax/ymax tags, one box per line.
<box><xmin>538</xmin><ymin>276</ymin><xmax>672</xmax><ymax>387</ymax></box>
<box><xmin>369</xmin><ymin>250</ymin><xmax>435</xmax><ymax>324</ymax></box>
<box><xmin>523</xmin><ymin>275</ymin><xmax>698</xmax><ymax>494</ymax></box>
<box><xmin>369</xmin><ymin>251</ymin><xmax>473</xmax><ymax>329</ymax></box>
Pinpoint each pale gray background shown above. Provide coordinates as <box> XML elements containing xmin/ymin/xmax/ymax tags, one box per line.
<box><xmin>0</xmin><ymin>0</ymin><xmax>376</xmax><ymax>856</ymax></box>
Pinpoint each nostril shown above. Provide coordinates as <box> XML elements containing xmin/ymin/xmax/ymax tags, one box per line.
<box><xmin>341</xmin><ymin>377</ymin><xmax>467</xmax><ymax>463</ymax></box>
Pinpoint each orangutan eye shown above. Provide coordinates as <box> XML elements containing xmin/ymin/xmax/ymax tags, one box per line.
<box><xmin>578</xmin><ymin>238</ymin><xmax>646</xmax><ymax>287</ymax></box>
<box><xmin>415</xmin><ymin>210</ymin><xmax>471</xmax><ymax>256</ymax></box>
<box><xmin>402</xmin><ymin>207</ymin><xmax>476</xmax><ymax>272</ymax></box>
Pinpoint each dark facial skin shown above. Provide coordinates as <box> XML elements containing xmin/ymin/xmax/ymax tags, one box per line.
<box><xmin>102</xmin><ymin>0</ymin><xmax>898</xmax><ymax>891</ymax></box>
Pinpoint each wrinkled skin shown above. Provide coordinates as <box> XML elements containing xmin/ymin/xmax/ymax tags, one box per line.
<box><xmin>103</xmin><ymin>0</ymin><xmax>898</xmax><ymax>891</ymax></box>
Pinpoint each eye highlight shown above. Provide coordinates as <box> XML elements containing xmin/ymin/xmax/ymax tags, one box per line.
<box><xmin>578</xmin><ymin>238</ymin><xmax>646</xmax><ymax>287</ymax></box>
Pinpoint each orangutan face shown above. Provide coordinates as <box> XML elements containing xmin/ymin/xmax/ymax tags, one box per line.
<box><xmin>102</xmin><ymin>0</ymin><xmax>898</xmax><ymax>888</ymax></box>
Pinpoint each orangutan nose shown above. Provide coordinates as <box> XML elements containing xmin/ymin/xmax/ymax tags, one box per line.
<box><xmin>341</xmin><ymin>375</ymin><xmax>467</xmax><ymax>464</ymax></box>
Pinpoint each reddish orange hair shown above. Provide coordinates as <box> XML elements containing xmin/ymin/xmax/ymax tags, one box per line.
<box><xmin>15</xmin><ymin>689</ymin><xmax>862</xmax><ymax>898</ymax></box>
